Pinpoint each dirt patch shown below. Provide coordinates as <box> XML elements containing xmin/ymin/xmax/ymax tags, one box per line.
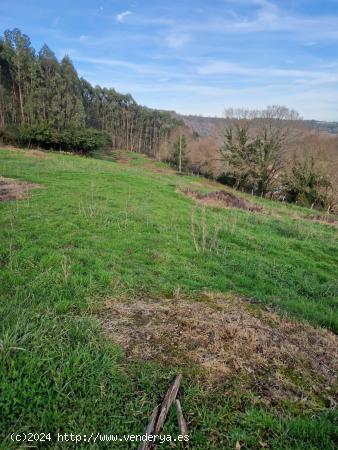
<box><xmin>183</xmin><ymin>189</ymin><xmax>262</xmax><ymax>212</ymax></box>
<box><xmin>108</xmin><ymin>151</ymin><xmax>134</xmax><ymax>163</ymax></box>
<box><xmin>98</xmin><ymin>293</ymin><xmax>338</xmax><ymax>406</ymax></box>
<box><xmin>25</xmin><ymin>149</ymin><xmax>48</xmax><ymax>159</ymax></box>
<box><xmin>289</xmin><ymin>211</ymin><xmax>338</xmax><ymax>228</ymax></box>
<box><xmin>144</xmin><ymin>162</ymin><xmax>175</xmax><ymax>175</ymax></box>
<box><xmin>308</xmin><ymin>214</ymin><xmax>338</xmax><ymax>227</ymax></box>
<box><xmin>115</xmin><ymin>156</ymin><xmax>132</xmax><ymax>163</ymax></box>
<box><xmin>0</xmin><ymin>176</ymin><xmax>43</xmax><ymax>201</ymax></box>
<box><xmin>2</xmin><ymin>146</ymin><xmax>48</xmax><ymax>159</ymax></box>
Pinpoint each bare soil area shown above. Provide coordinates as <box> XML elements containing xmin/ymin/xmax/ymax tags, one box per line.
<box><xmin>98</xmin><ymin>293</ymin><xmax>338</xmax><ymax>407</ymax></box>
<box><xmin>308</xmin><ymin>213</ymin><xmax>338</xmax><ymax>227</ymax></box>
<box><xmin>0</xmin><ymin>176</ymin><xmax>42</xmax><ymax>201</ymax></box>
<box><xmin>183</xmin><ymin>189</ymin><xmax>262</xmax><ymax>212</ymax></box>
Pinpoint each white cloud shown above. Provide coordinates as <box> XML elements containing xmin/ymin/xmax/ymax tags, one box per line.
<box><xmin>197</xmin><ymin>61</ymin><xmax>327</xmax><ymax>79</ymax></box>
<box><xmin>165</xmin><ymin>33</ymin><xmax>190</xmax><ymax>49</ymax></box>
<box><xmin>196</xmin><ymin>60</ymin><xmax>338</xmax><ymax>92</ymax></box>
<box><xmin>51</xmin><ymin>16</ymin><xmax>60</xmax><ymax>28</ymax></box>
<box><xmin>69</xmin><ymin>53</ymin><xmax>169</xmax><ymax>76</ymax></box>
<box><xmin>179</xmin><ymin>2</ymin><xmax>338</xmax><ymax>41</ymax></box>
<box><xmin>116</xmin><ymin>10</ymin><xmax>132</xmax><ymax>23</ymax></box>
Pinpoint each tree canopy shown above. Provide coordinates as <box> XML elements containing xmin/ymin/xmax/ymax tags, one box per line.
<box><xmin>0</xmin><ymin>28</ymin><xmax>177</xmax><ymax>154</ymax></box>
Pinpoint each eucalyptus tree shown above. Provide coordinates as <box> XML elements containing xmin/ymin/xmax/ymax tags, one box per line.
<box><xmin>59</xmin><ymin>56</ymin><xmax>85</xmax><ymax>128</ymax></box>
<box><xmin>0</xmin><ymin>29</ymin><xmax>37</xmax><ymax>125</ymax></box>
<box><xmin>0</xmin><ymin>28</ymin><xmax>178</xmax><ymax>154</ymax></box>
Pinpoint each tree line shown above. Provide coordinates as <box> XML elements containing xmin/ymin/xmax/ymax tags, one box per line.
<box><xmin>0</xmin><ymin>28</ymin><xmax>177</xmax><ymax>154</ymax></box>
<box><xmin>219</xmin><ymin>107</ymin><xmax>335</xmax><ymax>211</ymax></box>
<box><xmin>163</xmin><ymin>107</ymin><xmax>336</xmax><ymax>212</ymax></box>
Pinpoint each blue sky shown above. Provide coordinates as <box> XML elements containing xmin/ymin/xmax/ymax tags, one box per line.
<box><xmin>2</xmin><ymin>0</ymin><xmax>338</xmax><ymax>119</ymax></box>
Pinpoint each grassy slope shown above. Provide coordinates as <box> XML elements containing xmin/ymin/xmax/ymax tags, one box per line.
<box><xmin>0</xmin><ymin>148</ymin><xmax>337</xmax><ymax>449</ymax></box>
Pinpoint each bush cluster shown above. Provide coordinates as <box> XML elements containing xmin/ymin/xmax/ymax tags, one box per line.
<box><xmin>0</xmin><ymin>125</ymin><xmax>111</xmax><ymax>154</ymax></box>
<box><xmin>283</xmin><ymin>159</ymin><xmax>334</xmax><ymax>211</ymax></box>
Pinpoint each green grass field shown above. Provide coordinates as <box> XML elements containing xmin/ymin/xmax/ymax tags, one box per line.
<box><xmin>1</xmin><ymin>148</ymin><xmax>337</xmax><ymax>449</ymax></box>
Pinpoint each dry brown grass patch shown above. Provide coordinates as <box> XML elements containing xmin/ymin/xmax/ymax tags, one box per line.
<box><xmin>183</xmin><ymin>189</ymin><xmax>263</xmax><ymax>212</ymax></box>
<box><xmin>25</xmin><ymin>149</ymin><xmax>48</xmax><ymax>159</ymax></box>
<box><xmin>0</xmin><ymin>176</ymin><xmax>43</xmax><ymax>201</ymax></box>
<box><xmin>109</xmin><ymin>151</ymin><xmax>134</xmax><ymax>163</ymax></box>
<box><xmin>144</xmin><ymin>163</ymin><xmax>175</xmax><ymax>175</ymax></box>
<box><xmin>98</xmin><ymin>293</ymin><xmax>338</xmax><ymax>406</ymax></box>
<box><xmin>2</xmin><ymin>146</ymin><xmax>48</xmax><ymax>159</ymax></box>
<box><xmin>308</xmin><ymin>214</ymin><xmax>338</xmax><ymax>227</ymax></box>
<box><xmin>287</xmin><ymin>210</ymin><xmax>338</xmax><ymax>228</ymax></box>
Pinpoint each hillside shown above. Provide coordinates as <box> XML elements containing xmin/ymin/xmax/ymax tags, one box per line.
<box><xmin>174</xmin><ymin>113</ymin><xmax>338</xmax><ymax>140</ymax></box>
<box><xmin>1</xmin><ymin>147</ymin><xmax>338</xmax><ymax>449</ymax></box>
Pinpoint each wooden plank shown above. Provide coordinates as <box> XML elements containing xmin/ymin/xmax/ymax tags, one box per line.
<box><xmin>138</xmin><ymin>405</ymin><xmax>159</xmax><ymax>450</ymax></box>
<box><xmin>176</xmin><ymin>398</ymin><xmax>188</xmax><ymax>446</ymax></box>
<box><xmin>138</xmin><ymin>374</ymin><xmax>183</xmax><ymax>450</ymax></box>
<box><xmin>154</xmin><ymin>374</ymin><xmax>182</xmax><ymax>434</ymax></box>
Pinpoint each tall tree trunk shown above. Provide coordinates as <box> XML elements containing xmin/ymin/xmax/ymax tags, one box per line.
<box><xmin>18</xmin><ymin>81</ymin><xmax>25</xmax><ymax>124</ymax></box>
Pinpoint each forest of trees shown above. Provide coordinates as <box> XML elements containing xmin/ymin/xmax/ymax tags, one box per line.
<box><xmin>0</xmin><ymin>28</ymin><xmax>177</xmax><ymax>154</ymax></box>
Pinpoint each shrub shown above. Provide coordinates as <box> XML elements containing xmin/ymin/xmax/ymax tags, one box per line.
<box><xmin>0</xmin><ymin>124</ymin><xmax>111</xmax><ymax>154</ymax></box>
<box><xmin>0</xmin><ymin>125</ymin><xmax>22</xmax><ymax>145</ymax></box>
<box><xmin>283</xmin><ymin>158</ymin><xmax>335</xmax><ymax>211</ymax></box>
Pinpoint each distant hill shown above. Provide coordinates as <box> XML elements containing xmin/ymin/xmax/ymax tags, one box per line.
<box><xmin>171</xmin><ymin>112</ymin><xmax>225</xmax><ymax>141</ymax></box>
<box><xmin>306</xmin><ymin>120</ymin><xmax>338</xmax><ymax>134</ymax></box>
<box><xmin>171</xmin><ymin>112</ymin><xmax>338</xmax><ymax>141</ymax></box>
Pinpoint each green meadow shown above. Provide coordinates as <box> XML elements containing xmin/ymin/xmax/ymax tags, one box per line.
<box><xmin>0</xmin><ymin>148</ymin><xmax>337</xmax><ymax>449</ymax></box>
